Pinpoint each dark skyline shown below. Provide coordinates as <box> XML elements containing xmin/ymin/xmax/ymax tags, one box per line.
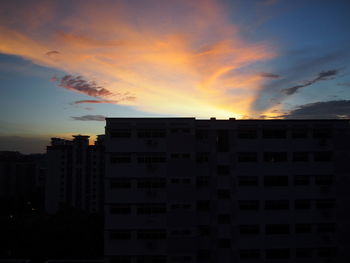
<box><xmin>1</xmin><ymin>0</ymin><xmax>350</xmax><ymax>152</ymax></box>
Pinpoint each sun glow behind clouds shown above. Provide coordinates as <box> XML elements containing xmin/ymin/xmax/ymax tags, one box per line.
<box><xmin>0</xmin><ymin>0</ymin><xmax>275</xmax><ymax>118</ymax></box>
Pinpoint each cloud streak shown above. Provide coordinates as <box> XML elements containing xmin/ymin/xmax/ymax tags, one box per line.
<box><xmin>73</xmin><ymin>100</ymin><xmax>115</xmax><ymax>104</ymax></box>
<box><xmin>71</xmin><ymin>115</ymin><xmax>106</xmax><ymax>121</ymax></box>
<box><xmin>282</xmin><ymin>70</ymin><xmax>338</xmax><ymax>95</ymax></box>
<box><xmin>260</xmin><ymin>72</ymin><xmax>280</xmax><ymax>79</ymax></box>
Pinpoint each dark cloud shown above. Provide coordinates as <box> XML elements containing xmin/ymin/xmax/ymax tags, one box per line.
<box><xmin>73</xmin><ymin>95</ymin><xmax>136</xmax><ymax>104</ymax></box>
<box><xmin>337</xmin><ymin>82</ymin><xmax>350</xmax><ymax>87</ymax></box>
<box><xmin>281</xmin><ymin>100</ymin><xmax>350</xmax><ymax>119</ymax></box>
<box><xmin>71</xmin><ymin>115</ymin><xmax>106</xmax><ymax>121</ymax></box>
<box><xmin>53</xmin><ymin>75</ymin><xmax>112</xmax><ymax>97</ymax></box>
<box><xmin>260</xmin><ymin>72</ymin><xmax>280</xmax><ymax>78</ymax></box>
<box><xmin>46</xmin><ymin>50</ymin><xmax>60</xmax><ymax>56</ymax></box>
<box><xmin>73</xmin><ymin>100</ymin><xmax>115</xmax><ymax>104</ymax></box>
<box><xmin>282</xmin><ymin>69</ymin><xmax>338</xmax><ymax>95</ymax></box>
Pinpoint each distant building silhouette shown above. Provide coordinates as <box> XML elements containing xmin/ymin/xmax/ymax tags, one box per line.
<box><xmin>45</xmin><ymin>135</ymin><xmax>104</xmax><ymax>214</ymax></box>
<box><xmin>104</xmin><ymin>118</ymin><xmax>350</xmax><ymax>263</ymax></box>
<box><xmin>0</xmin><ymin>151</ymin><xmax>46</xmax><ymax>215</ymax></box>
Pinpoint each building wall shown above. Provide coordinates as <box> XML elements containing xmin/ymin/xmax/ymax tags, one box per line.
<box><xmin>104</xmin><ymin>118</ymin><xmax>350</xmax><ymax>263</ymax></box>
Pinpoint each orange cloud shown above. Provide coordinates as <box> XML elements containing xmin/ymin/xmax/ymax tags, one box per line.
<box><xmin>0</xmin><ymin>0</ymin><xmax>276</xmax><ymax>118</ymax></box>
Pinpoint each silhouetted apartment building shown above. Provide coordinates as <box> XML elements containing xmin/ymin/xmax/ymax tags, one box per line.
<box><xmin>104</xmin><ymin>118</ymin><xmax>350</xmax><ymax>263</ymax></box>
<box><xmin>0</xmin><ymin>151</ymin><xmax>46</xmax><ymax>215</ymax></box>
<box><xmin>45</xmin><ymin>135</ymin><xmax>104</xmax><ymax>214</ymax></box>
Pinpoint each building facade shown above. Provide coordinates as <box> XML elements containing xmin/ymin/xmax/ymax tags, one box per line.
<box><xmin>104</xmin><ymin>118</ymin><xmax>350</xmax><ymax>263</ymax></box>
<box><xmin>45</xmin><ymin>135</ymin><xmax>104</xmax><ymax>214</ymax></box>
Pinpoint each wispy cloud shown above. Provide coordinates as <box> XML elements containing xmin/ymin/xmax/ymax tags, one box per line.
<box><xmin>73</xmin><ymin>99</ymin><xmax>115</xmax><ymax>104</ymax></box>
<box><xmin>282</xmin><ymin>70</ymin><xmax>338</xmax><ymax>95</ymax></box>
<box><xmin>46</xmin><ymin>50</ymin><xmax>60</xmax><ymax>56</ymax></box>
<box><xmin>53</xmin><ymin>75</ymin><xmax>112</xmax><ymax>97</ymax></box>
<box><xmin>71</xmin><ymin>115</ymin><xmax>106</xmax><ymax>121</ymax></box>
<box><xmin>260</xmin><ymin>72</ymin><xmax>280</xmax><ymax>78</ymax></box>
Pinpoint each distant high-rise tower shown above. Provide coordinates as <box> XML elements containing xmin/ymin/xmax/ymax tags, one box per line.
<box><xmin>45</xmin><ymin>135</ymin><xmax>104</xmax><ymax>214</ymax></box>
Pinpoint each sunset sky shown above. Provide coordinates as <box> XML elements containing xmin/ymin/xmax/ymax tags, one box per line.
<box><xmin>1</xmin><ymin>0</ymin><xmax>350</xmax><ymax>153</ymax></box>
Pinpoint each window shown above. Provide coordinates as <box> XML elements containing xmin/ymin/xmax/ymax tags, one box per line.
<box><xmin>293</xmin><ymin>152</ymin><xmax>309</xmax><ymax>162</ymax></box>
<box><xmin>218</xmin><ymin>238</ymin><xmax>231</xmax><ymax>248</ymax></box>
<box><xmin>238</xmin><ymin>176</ymin><xmax>258</xmax><ymax>186</ymax></box>
<box><xmin>313</xmin><ymin>126</ymin><xmax>332</xmax><ymax>138</ymax></box>
<box><xmin>239</xmin><ymin>249</ymin><xmax>260</xmax><ymax>259</ymax></box>
<box><xmin>264</xmin><ymin>176</ymin><xmax>288</xmax><ymax>187</ymax></box>
<box><xmin>237</xmin><ymin>127</ymin><xmax>257</xmax><ymax>139</ymax></box>
<box><xmin>317</xmin><ymin>223</ymin><xmax>336</xmax><ymax>233</ymax></box>
<box><xmin>137</xmin><ymin>178</ymin><xmax>166</xmax><ymax>188</ymax></box>
<box><xmin>265</xmin><ymin>224</ymin><xmax>289</xmax><ymax>234</ymax></box>
<box><xmin>264</xmin><ymin>152</ymin><xmax>287</xmax><ymax>162</ymax></box>
<box><xmin>238</xmin><ymin>152</ymin><xmax>257</xmax><ymax>162</ymax></box>
<box><xmin>196</xmin><ymin>152</ymin><xmax>209</xmax><ymax>163</ymax></box>
<box><xmin>262</xmin><ymin>128</ymin><xmax>286</xmax><ymax>138</ymax></box>
<box><xmin>317</xmin><ymin>247</ymin><xmax>337</xmax><ymax>257</ymax></box>
<box><xmin>295</xmin><ymin>224</ymin><xmax>312</xmax><ymax>233</ymax></box>
<box><xmin>138</xmin><ymin>154</ymin><xmax>166</xmax><ymax>163</ymax></box>
<box><xmin>198</xmin><ymin>225</ymin><xmax>211</xmax><ymax>236</ymax></box>
<box><xmin>111</xmin><ymin>129</ymin><xmax>131</xmax><ymax>138</ymax></box>
<box><xmin>197</xmin><ymin>250</ymin><xmax>211</xmax><ymax>260</ymax></box>
<box><xmin>111</xmin><ymin>154</ymin><xmax>131</xmax><ymax>163</ymax></box>
<box><xmin>136</xmin><ymin>255</ymin><xmax>167</xmax><ymax>263</ymax></box>
<box><xmin>110</xmin><ymin>256</ymin><xmax>132</xmax><ymax>263</ymax></box>
<box><xmin>265</xmin><ymin>200</ymin><xmax>289</xmax><ymax>210</ymax></box>
<box><xmin>265</xmin><ymin>248</ymin><xmax>290</xmax><ymax>259</ymax></box>
<box><xmin>217</xmin><ymin>214</ymin><xmax>231</xmax><ymax>224</ymax></box>
<box><xmin>196</xmin><ymin>176</ymin><xmax>210</xmax><ymax>187</ymax></box>
<box><xmin>137</xmin><ymin>204</ymin><xmax>166</xmax><ymax>214</ymax></box>
<box><xmin>295</xmin><ymin>199</ymin><xmax>311</xmax><ymax>209</ymax></box>
<box><xmin>314</xmin><ymin>152</ymin><xmax>332</xmax><ymax>162</ymax></box>
<box><xmin>136</xmin><ymin>229</ymin><xmax>166</xmax><ymax>240</ymax></box>
<box><xmin>110</xmin><ymin>205</ymin><xmax>131</xmax><ymax>215</ymax></box>
<box><xmin>110</xmin><ymin>230</ymin><xmax>132</xmax><ymax>240</ymax></box>
<box><xmin>217</xmin><ymin>189</ymin><xmax>231</xmax><ymax>199</ymax></box>
<box><xmin>315</xmin><ymin>175</ymin><xmax>334</xmax><ymax>185</ymax></box>
<box><xmin>239</xmin><ymin>200</ymin><xmax>259</xmax><ymax>210</ymax></box>
<box><xmin>217</xmin><ymin>130</ymin><xmax>230</xmax><ymax>152</ymax></box>
<box><xmin>196</xmin><ymin>129</ymin><xmax>209</xmax><ymax>140</ymax></box>
<box><xmin>111</xmin><ymin>179</ymin><xmax>132</xmax><ymax>189</ymax></box>
<box><xmin>196</xmin><ymin>200</ymin><xmax>210</xmax><ymax>212</ymax></box>
<box><xmin>137</xmin><ymin>129</ymin><xmax>166</xmax><ymax>138</ymax></box>
<box><xmin>294</xmin><ymin>175</ymin><xmax>310</xmax><ymax>185</ymax></box>
<box><xmin>239</xmin><ymin>225</ymin><xmax>260</xmax><ymax>235</ymax></box>
<box><xmin>296</xmin><ymin>248</ymin><xmax>313</xmax><ymax>258</ymax></box>
<box><xmin>217</xmin><ymin>165</ymin><xmax>230</xmax><ymax>175</ymax></box>
<box><xmin>292</xmin><ymin>127</ymin><xmax>308</xmax><ymax>138</ymax></box>
<box><xmin>316</xmin><ymin>199</ymin><xmax>335</xmax><ymax>209</ymax></box>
